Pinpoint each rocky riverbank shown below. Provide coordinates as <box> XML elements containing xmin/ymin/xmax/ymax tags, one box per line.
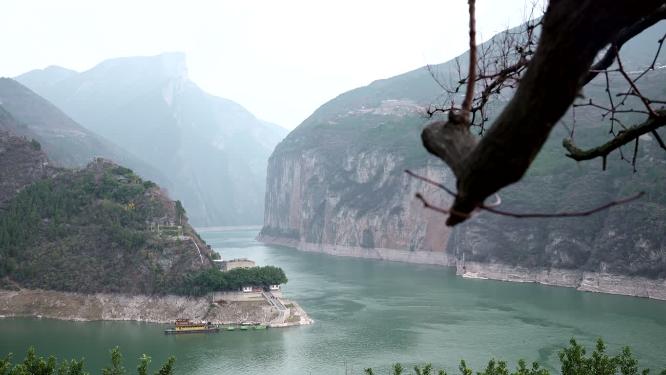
<box><xmin>458</xmin><ymin>261</ymin><xmax>666</xmax><ymax>301</ymax></box>
<box><xmin>259</xmin><ymin>236</ymin><xmax>666</xmax><ymax>301</ymax></box>
<box><xmin>257</xmin><ymin>235</ymin><xmax>456</xmax><ymax>266</ymax></box>
<box><xmin>0</xmin><ymin>289</ymin><xmax>313</xmax><ymax>327</ymax></box>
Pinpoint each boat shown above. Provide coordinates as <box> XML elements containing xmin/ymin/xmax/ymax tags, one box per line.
<box><xmin>164</xmin><ymin>319</ymin><xmax>220</xmax><ymax>335</ymax></box>
<box><xmin>226</xmin><ymin>326</ymin><xmax>236</xmax><ymax>331</ymax></box>
<box><xmin>254</xmin><ymin>325</ymin><xmax>267</xmax><ymax>330</ymax></box>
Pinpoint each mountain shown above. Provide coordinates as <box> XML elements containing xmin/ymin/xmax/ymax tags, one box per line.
<box><xmin>16</xmin><ymin>53</ymin><xmax>288</xmax><ymax>226</ymax></box>
<box><xmin>14</xmin><ymin>65</ymin><xmax>76</xmax><ymax>94</ymax></box>
<box><xmin>0</xmin><ymin>78</ymin><xmax>168</xmax><ymax>188</ymax></box>
<box><xmin>0</xmin><ymin>130</ymin><xmax>54</xmax><ymax>207</ymax></box>
<box><xmin>0</xmin><ymin>132</ymin><xmax>215</xmax><ymax>294</ymax></box>
<box><xmin>258</xmin><ymin>22</ymin><xmax>666</xmax><ymax>298</ymax></box>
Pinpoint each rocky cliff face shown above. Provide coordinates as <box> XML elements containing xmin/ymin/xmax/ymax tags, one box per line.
<box><xmin>260</xmin><ymin>99</ymin><xmax>455</xmax><ymax>257</ymax></box>
<box><xmin>260</xmin><ymin>23</ymin><xmax>666</xmax><ymax>297</ymax></box>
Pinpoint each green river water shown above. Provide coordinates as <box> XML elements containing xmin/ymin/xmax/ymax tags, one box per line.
<box><xmin>1</xmin><ymin>228</ymin><xmax>665</xmax><ymax>374</ymax></box>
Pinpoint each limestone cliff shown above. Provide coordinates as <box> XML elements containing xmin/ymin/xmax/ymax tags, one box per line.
<box><xmin>259</xmin><ymin>101</ymin><xmax>455</xmax><ymax>260</ymax></box>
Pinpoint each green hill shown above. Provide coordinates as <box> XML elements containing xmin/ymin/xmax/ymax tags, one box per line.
<box><xmin>0</xmin><ymin>131</ymin><xmax>216</xmax><ymax>293</ymax></box>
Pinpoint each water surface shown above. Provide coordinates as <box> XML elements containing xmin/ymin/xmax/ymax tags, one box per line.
<box><xmin>1</xmin><ymin>228</ymin><xmax>665</xmax><ymax>374</ymax></box>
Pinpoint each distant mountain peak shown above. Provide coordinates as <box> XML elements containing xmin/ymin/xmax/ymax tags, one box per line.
<box><xmin>14</xmin><ymin>66</ymin><xmax>77</xmax><ymax>90</ymax></box>
<box><xmin>92</xmin><ymin>52</ymin><xmax>189</xmax><ymax>81</ymax></box>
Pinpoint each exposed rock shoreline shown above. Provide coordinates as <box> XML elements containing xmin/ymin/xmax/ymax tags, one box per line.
<box><xmin>0</xmin><ymin>289</ymin><xmax>313</xmax><ymax>327</ymax></box>
<box><xmin>458</xmin><ymin>261</ymin><xmax>666</xmax><ymax>300</ymax></box>
<box><xmin>258</xmin><ymin>235</ymin><xmax>456</xmax><ymax>266</ymax></box>
<box><xmin>258</xmin><ymin>235</ymin><xmax>666</xmax><ymax>301</ymax></box>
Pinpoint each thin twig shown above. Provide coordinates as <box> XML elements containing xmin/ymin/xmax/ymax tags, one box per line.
<box><xmin>652</xmin><ymin>130</ymin><xmax>666</xmax><ymax>150</ymax></box>
<box><xmin>480</xmin><ymin>192</ymin><xmax>644</xmax><ymax>218</ymax></box>
<box><xmin>461</xmin><ymin>0</ymin><xmax>477</xmax><ymax>118</ymax></box>
<box><xmin>414</xmin><ymin>193</ymin><xmax>471</xmax><ymax>219</ymax></box>
<box><xmin>404</xmin><ymin>170</ymin><xmax>456</xmax><ymax>197</ymax></box>
<box><xmin>615</xmin><ymin>45</ymin><xmax>657</xmax><ymax>117</ymax></box>
<box><xmin>407</xmin><ymin>171</ymin><xmax>645</xmax><ymax>220</ymax></box>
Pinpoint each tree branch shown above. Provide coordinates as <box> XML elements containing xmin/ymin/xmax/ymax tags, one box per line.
<box><xmin>583</xmin><ymin>5</ymin><xmax>666</xmax><ymax>85</ymax></box>
<box><xmin>563</xmin><ymin>110</ymin><xmax>666</xmax><ymax>161</ymax></box>
<box><xmin>461</xmin><ymin>0</ymin><xmax>477</xmax><ymax>118</ymax></box>
<box><xmin>421</xmin><ymin>0</ymin><xmax>665</xmax><ymax>226</ymax></box>
<box><xmin>415</xmin><ymin>187</ymin><xmax>645</xmax><ymax>220</ymax></box>
<box><xmin>480</xmin><ymin>192</ymin><xmax>645</xmax><ymax>218</ymax></box>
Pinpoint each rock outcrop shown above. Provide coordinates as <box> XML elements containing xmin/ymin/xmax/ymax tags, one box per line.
<box><xmin>0</xmin><ymin>289</ymin><xmax>312</xmax><ymax>326</ymax></box>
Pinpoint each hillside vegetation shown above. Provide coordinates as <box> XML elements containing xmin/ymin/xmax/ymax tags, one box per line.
<box><xmin>0</xmin><ymin>157</ymin><xmax>215</xmax><ymax>294</ymax></box>
<box><xmin>0</xmin><ymin>132</ymin><xmax>289</xmax><ymax>296</ymax></box>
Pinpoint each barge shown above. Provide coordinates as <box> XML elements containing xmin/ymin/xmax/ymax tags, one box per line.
<box><xmin>164</xmin><ymin>319</ymin><xmax>220</xmax><ymax>335</ymax></box>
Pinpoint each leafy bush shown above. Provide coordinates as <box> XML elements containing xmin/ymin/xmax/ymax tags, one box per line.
<box><xmin>0</xmin><ymin>346</ymin><xmax>174</xmax><ymax>375</ymax></box>
<box><xmin>364</xmin><ymin>339</ymin><xmax>666</xmax><ymax>375</ymax></box>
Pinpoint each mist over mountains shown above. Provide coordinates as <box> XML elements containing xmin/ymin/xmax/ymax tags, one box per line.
<box><xmin>17</xmin><ymin>53</ymin><xmax>287</xmax><ymax>226</ymax></box>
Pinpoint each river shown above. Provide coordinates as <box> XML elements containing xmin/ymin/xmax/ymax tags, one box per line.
<box><xmin>1</xmin><ymin>228</ymin><xmax>665</xmax><ymax>374</ymax></box>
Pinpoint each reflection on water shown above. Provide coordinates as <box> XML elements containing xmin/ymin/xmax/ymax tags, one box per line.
<box><xmin>1</xmin><ymin>228</ymin><xmax>665</xmax><ymax>374</ymax></box>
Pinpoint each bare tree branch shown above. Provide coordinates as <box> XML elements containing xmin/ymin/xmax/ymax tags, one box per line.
<box><xmin>461</xmin><ymin>0</ymin><xmax>477</xmax><ymax>118</ymax></box>
<box><xmin>404</xmin><ymin>169</ymin><xmax>457</xmax><ymax>197</ymax></box>
<box><xmin>480</xmin><ymin>192</ymin><xmax>645</xmax><ymax>218</ymax></box>
<box><xmin>563</xmin><ymin>110</ymin><xmax>666</xmax><ymax>161</ymax></box>
<box><xmin>414</xmin><ymin>183</ymin><xmax>645</xmax><ymax>220</ymax></box>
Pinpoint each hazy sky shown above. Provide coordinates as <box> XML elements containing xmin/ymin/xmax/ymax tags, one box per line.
<box><xmin>0</xmin><ymin>0</ymin><xmax>543</xmax><ymax>129</ymax></box>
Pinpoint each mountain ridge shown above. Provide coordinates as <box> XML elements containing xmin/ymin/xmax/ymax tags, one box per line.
<box><xmin>17</xmin><ymin>53</ymin><xmax>288</xmax><ymax>226</ymax></box>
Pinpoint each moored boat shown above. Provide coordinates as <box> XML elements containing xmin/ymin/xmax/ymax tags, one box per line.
<box><xmin>164</xmin><ymin>319</ymin><xmax>220</xmax><ymax>334</ymax></box>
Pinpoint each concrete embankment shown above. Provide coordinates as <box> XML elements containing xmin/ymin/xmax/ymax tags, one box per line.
<box><xmin>0</xmin><ymin>289</ymin><xmax>313</xmax><ymax>326</ymax></box>
<box><xmin>259</xmin><ymin>235</ymin><xmax>666</xmax><ymax>301</ymax></box>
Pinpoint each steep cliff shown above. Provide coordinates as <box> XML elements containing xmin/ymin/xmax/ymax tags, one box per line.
<box><xmin>260</xmin><ymin>102</ymin><xmax>455</xmax><ymax>263</ymax></box>
<box><xmin>260</xmin><ymin>22</ymin><xmax>666</xmax><ymax>295</ymax></box>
